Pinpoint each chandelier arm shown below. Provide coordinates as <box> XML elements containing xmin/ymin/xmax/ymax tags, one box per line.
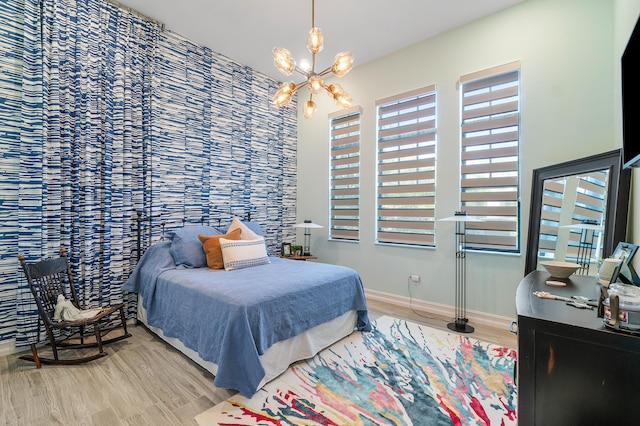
<box><xmin>293</xmin><ymin>67</ymin><xmax>311</xmax><ymax>78</ymax></box>
<box><xmin>317</xmin><ymin>66</ymin><xmax>334</xmax><ymax>77</ymax></box>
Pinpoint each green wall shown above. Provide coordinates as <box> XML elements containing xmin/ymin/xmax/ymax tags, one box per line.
<box><xmin>296</xmin><ymin>0</ymin><xmax>638</xmax><ymax>320</ymax></box>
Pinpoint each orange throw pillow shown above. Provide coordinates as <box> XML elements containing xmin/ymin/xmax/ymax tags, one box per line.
<box><xmin>198</xmin><ymin>228</ymin><xmax>242</xmax><ymax>269</ymax></box>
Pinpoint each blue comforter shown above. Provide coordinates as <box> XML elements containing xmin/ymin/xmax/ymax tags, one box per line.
<box><xmin>123</xmin><ymin>242</ymin><xmax>370</xmax><ymax>397</ymax></box>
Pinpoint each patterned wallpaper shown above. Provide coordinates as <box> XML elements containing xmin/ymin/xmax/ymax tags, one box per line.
<box><xmin>0</xmin><ymin>0</ymin><xmax>297</xmax><ymax>347</ymax></box>
<box><xmin>149</xmin><ymin>29</ymin><xmax>298</xmax><ymax>248</ymax></box>
<box><xmin>0</xmin><ymin>0</ymin><xmax>24</xmax><ymax>344</ymax></box>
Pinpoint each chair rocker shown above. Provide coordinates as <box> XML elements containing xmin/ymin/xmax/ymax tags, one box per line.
<box><xmin>18</xmin><ymin>248</ymin><xmax>132</xmax><ymax>367</ymax></box>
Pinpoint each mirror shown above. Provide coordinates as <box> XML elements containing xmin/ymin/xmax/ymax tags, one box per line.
<box><xmin>525</xmin><ymin>149</ymin><xmax>631</xmax><ymax>276</ymax></box>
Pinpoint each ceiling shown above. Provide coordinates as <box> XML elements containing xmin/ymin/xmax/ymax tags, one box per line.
<box><xmin>118</xmin><ymin>0</ymin><xmax>525</xmax><ymax>81</ymax></box>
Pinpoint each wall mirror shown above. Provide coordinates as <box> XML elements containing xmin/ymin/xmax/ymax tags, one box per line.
<box><xmin>525</xmin><ymin>149</ymin><xmax>631</xmax><ymax>276</ymax></box>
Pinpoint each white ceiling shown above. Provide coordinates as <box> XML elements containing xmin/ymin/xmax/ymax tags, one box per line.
<box><xmin>118</xmin><ymin>0</ymin><xmax>525</xmax><ymax>81</ymax></box>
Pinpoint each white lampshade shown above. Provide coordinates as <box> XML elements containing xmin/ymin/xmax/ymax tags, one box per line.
<box><xmin>294</xmin><ymin>220</ymin><xmax>323</xmax><ymax>256</ymax></box>
<box><xmin>560</xmin><ymin>223</ymin><xmax>604</xmax><ymax>231</ymax></box>
<box><xmin>439</xmin><ymin>215</ymin><xmax>486</xmax><ymax>222</ymax></box>
<box><xmin>294</xmin><ymin>221</ymin><xmax>324</xmax><ymax>229</ymax></box>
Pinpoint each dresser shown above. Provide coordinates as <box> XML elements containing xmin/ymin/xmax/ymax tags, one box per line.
<box><xmin>516</xmin><ymin>270</ymin><xmax>640</xmax><ymax>426</ymax></box>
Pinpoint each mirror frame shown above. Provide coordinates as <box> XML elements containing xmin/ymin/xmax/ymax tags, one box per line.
<box><xmin>525</xmin><ymin>149</ymin><xmax>632</xmax><ymax>276</ymax></box>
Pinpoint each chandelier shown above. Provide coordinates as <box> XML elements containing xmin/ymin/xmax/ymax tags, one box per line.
<box><xmin>271</xmin><ymin>0</ymin><xmax>354</xmax><ymax>119</ymax></box>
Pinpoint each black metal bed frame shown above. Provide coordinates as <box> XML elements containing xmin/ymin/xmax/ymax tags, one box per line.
<box><xmin>134</xmin><ymin>208</ymin><xmax>252</xmax><ymax>261</ymax></box>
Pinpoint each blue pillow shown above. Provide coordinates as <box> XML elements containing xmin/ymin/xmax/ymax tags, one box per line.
<box><xmin>245</xmin><ymin>221</ymin><xmax>264</xmax><ymax>236</ymax></box>
<box><xmin>224</xmin><ymin>220</ymin><xmax>264</xmax><ymax>237</ymax></box>
<box><xmin>170</xmin><ymin>225</ymin><xmax>222</xmax><ymax>268</ymax></box>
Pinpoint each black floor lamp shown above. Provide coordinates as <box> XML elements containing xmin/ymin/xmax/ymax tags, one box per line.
<box><xmin>561</xmin><ymin>220</ymin><xmax>602</xmax><ymax>275</ymax></box>
<box><xmin>439</xmin><ymin>211</ymin><xmax>485</xmax><ymax>334</ymax></box>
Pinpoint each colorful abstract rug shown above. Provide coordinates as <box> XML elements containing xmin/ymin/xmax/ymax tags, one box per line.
<box><xmin>196</xmin><ymin>316</ymin><xmax>517</xmax><ymax>425</ymax></box>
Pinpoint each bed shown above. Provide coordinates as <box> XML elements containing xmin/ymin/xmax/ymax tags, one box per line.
<box><xmin>123</xmin><ymin>216</ymin><xmax>370</xmax><ymax>397</ymax></box>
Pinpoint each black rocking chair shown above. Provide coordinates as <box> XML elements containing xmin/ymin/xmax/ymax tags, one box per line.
<box><xmin>18</xmin><ymin>248</ymin><xmax>131</xmax><ymax>367</ymax></box>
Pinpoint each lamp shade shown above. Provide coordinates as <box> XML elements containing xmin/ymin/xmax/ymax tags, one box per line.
<box><xmin>294</xmin><ymin>220</ymin><xmax>323</xmax><ymax>256</ymax></box>
<box><xmin>331</xmin><ymin>51</ymin><xmax>354</xmax><ymax>77</ymax></box>
<box><xmin>560</xmin><ymin>223</ymin><xmax>604</xmax><ymax>231</ymax></box>
<box><xmin>272</xmin><ymin>47</ymin><xmax>296</xmax><ymax>76</ymax></box>
<box><xmin>294</xmin><ymin>220</ymin><xmax>324</xmax><ymax>229</ymax></box>
<box><xmin>439</xmin><ymin>215</ymin><xmax>486</xmax><ymax>222</ymax></box>
<box><xmin>303</xmin><ymin>99</ymin><xmax>317</xmax><ymax>119</ymax></box>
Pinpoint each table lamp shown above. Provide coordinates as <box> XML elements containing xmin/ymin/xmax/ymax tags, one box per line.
<box><xmin>294</xmin><ymin>220</ymin><xmax>323</xmax><ymax>256</ymax></box>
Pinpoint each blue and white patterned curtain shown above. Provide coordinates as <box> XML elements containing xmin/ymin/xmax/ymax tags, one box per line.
<box><xmin>17</xmin><ymin>0</ymin><xmax>159</xmax><ymax>346</ymax></box>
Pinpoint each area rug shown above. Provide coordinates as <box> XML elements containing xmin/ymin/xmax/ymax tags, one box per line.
<box><xmin>196</xmin><ymin>315</ymin><xmax>517</xmax><ymax>425</ymax></box>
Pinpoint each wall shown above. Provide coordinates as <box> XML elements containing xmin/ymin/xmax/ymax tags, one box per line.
<box><xmin>296</xmin><ymin>0</ymin><xmax>626</xmax><ymax>321</ymax></box>
<box><xmin>150</xmin><ymin>30</ymin><xmax>298</xmax><ymax>248</ymax></box>
<box><xmin>0</xmin><ymin>1</ymin><xmax>297</xmax><ymax>352</ymax></box>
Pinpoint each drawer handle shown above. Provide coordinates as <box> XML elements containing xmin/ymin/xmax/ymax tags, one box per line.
<box><xmin>509</xmin><ymin>320</ymin><xmax>518</xmax><ymax>334</ymax></box>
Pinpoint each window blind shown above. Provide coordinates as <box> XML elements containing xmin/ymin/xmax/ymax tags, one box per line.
<box><xmin>539</xmin><ymin>173</ymin><xmax>607</xmax><ymax>262</ymax></box>
<box><xmin>329</xmin><ymin>106</ymin><xmax>361</xmax><ymax>241</ymax></box>
<box><xmin>375</xmin><ymin>86</ymin><xmax>437</xmax><ymax>246</ymax></box>
<box><xmin>460</xmin><ymin>62</ymin><xmax>520</xmax><ymax>252</ymax></box>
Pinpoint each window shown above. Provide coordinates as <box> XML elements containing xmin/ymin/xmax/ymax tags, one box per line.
<box><xmin>329</xmin><ymin>106</ymin><xmax>361</xmax><ymax>241</ymax></box>
<box><xmin>459</xmin><ymin>61</ymin><xmax>521</xmax><ymax>252</ymax></box>
<box><xmin>375</xmin><ymin>86</ymin><xmax>437</xmax><ymax>246</ymax></box>
<box><xmin>539</xmin><ymin>172</ymin><xmax>607</xmax><ymax>262</ymax></box>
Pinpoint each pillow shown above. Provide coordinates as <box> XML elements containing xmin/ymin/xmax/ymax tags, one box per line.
<box><xmin>198</xmin><ymin>228</ymin><xmax>242</xmax><ymax>269</ymax></box>
<box><xmin>219</xmin><ymin>237</ymin><xmax>270</xmax><ymax>271</ymax></box>
<box><xmin>226</xmin><ymin>217</ymin><xmax>263</xmax><ymax>240</ymax></box>
<box><xmin>170</xmin><ymin>225</ymin><xmax>223</xmax><ymax>268</ymax></box>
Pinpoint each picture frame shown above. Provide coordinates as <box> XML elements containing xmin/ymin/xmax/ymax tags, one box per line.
<box><xmin>281</xmin><ymin>242</ymin><xmax>291</xmax><ymax>257</ymax></box>
<box><xmin>611</xmin><ymin>242</ymin><xmax>639</xmax><ymax>284</ymax></box>
<box><xmin>612</xmin><ymin>242</ymin><xmax>638</xmax><ymax>265</ymax></box>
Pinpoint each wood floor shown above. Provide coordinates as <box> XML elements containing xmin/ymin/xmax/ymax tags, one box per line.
<box><xmin>1</xmin><ymin>300</ymin><xmax>516</xmax><ymax>426</ymax></box>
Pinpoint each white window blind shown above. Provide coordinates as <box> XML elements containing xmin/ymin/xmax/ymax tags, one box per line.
<box><xmin>375</xmin><ymin>85</ymin><xmax>437</xmax><ymax>246</ymax></box>
<box><xmin>460</xmin><ymin>62</ymin><xmax>520</xmax><ymax>252</ymax></box>
<box><xmin>539</xmin><ymin>173</ymin><xmax>607</xmax><ymax>262</ymax></box>
<box><xmin>329</xmin><ymin>106</ymin><xmax>361</xmax><ymax>241</ymax></box>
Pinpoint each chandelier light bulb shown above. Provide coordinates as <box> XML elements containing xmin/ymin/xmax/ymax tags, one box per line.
<box><xmin>307</xmin><ymin>27</ymin><xmax>324</xmax><ymax>54</ymax></box>
<box><xmin>303</xmin><ymin>99</ymin><xmax>317</xmax><ymax>119</ymax></box>
<box><xmin>270</xmin><ymin>0</ymin><xmax>353</xmax><ymax>115</ymax></box>
<box><xmin>272</xmin><ymin>82</ymin><xmax>296</xmax><ymax>107</ymax></box>
<box><xmin>307</xmin><ymin>74</ymin><xmax>324</xmax><ymax>94</ymax></box>
<box><xmin>331</xmin><ymin>51</ymin><xmax>354</xmax><ymax>77</ymax></box>
<box><xmin>327</xmin><ymin>83</ymin><xmax>352</xmax><ymax>108</ymax></box>
<box><xmin>272</xmin><ymin>47</ymin><xmax>296</xmax><ymax>76</ymax></box>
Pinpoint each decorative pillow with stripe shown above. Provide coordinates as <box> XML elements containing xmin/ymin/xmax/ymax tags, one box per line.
<box><xmin>219</xmin><ymin>237</ymin><xmax>270</xmax><ymax>271</ymax></box>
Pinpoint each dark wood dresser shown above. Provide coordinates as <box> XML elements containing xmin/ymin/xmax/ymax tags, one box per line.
<box><xmin>516</xmin><ymin>270</ymin><xmax>640</xmax><ymax>426</ymax></box>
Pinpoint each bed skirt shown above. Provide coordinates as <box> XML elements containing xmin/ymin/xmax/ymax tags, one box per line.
<box><xmin>136</xmin><ymin>294</ymin><xmax>358</xmax><ymax>391</ymax></box>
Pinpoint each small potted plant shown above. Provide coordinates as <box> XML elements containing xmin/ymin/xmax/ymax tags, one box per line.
<box><xmin>291</xmin><ymin>245</ymin><xmax>302</xmax><ymax>256</ymax></box>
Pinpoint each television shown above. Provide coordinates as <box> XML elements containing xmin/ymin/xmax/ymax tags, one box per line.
<box><xmin>622</xmin><ymin>14</ymin><xmax>640</xmax><ymax>169</ymax></box>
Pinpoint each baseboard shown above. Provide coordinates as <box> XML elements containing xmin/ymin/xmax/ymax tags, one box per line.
<box><xmin>0</xmin><ymin>339</ymin><xmax>17</xmax><ymax>357</ymax></box>
<box><xmin>365</xmin><ymin>288</ymin><xmax>516</xmax><ymax>332</ymax></box>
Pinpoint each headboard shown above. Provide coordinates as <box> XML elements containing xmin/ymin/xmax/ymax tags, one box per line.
<box><xmin>134</xmin><ymin>208</ymin><xmax>252</xmax><ymax>261</ymax></box>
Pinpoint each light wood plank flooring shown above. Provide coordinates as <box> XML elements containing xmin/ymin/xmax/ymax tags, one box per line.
<box><xmin>1</xmin><ymin>300</ymin><xmax>516</xmax><ymax>426</ymax></box>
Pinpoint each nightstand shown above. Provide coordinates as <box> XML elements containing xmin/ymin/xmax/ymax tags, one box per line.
<box><xmin>280</xmin><ymin>255</ymin><xmax>317</xmax><ymax>261</ymax></box>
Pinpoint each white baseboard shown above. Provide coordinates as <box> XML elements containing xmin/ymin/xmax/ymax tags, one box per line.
<box><xmin>365</xmin><ymin>288</ymin><xmax>516</xmax><ymax>332</ymax></box>
<box><xmin>1</xmin><ymin>293</ymin><xmax>515</xmax><ymax>357</ymax></box>
<box><xmin>0</xmin><ymin>339</ymin><xmax>17</xmax><ymax>357</ymax></box>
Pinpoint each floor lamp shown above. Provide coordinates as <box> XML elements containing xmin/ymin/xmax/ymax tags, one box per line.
<box><xmin>560</xmin><ymin>220</ymin><xmax>602</xmax><ymax>275</ymax></box>
<box><xmin>440</xmin><ymin>211</ymin><xmax>485</xmax><ymax>334</ymax></box>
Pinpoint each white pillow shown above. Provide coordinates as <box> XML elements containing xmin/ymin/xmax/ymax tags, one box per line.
<box><xmin>219</xmin><ymin>237</ymin><xmax>270</xmax><ymax>271</ymax></box>
<box><xmin>227</xmin><ymin>217</ymin><xmax>261</xmax><ymax>240</ymax></box>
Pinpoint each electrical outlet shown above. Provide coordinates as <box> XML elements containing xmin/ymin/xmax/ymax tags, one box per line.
<box><xmin>410</xmin><ymin>274</ymin><xmax>420</xmax><ymax>283</ymax></box>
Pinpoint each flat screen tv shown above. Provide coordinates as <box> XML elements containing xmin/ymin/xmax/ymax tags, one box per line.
<box><xmin>622</xmin><ymin>14</ymin><xmax>640</xmax><ymax>168</ymax></box>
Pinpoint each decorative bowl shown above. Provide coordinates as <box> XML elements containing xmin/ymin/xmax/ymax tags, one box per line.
<box><xmin>540</xmin><ymin>261</ymin><xmax>581</xmax><ymax>279</ymax></box>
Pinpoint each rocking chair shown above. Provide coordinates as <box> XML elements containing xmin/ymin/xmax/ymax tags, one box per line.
<box><xmin>18</xmin><ymin>248</ymin><xmax>132</xmax><ymax>367</ymax></box>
